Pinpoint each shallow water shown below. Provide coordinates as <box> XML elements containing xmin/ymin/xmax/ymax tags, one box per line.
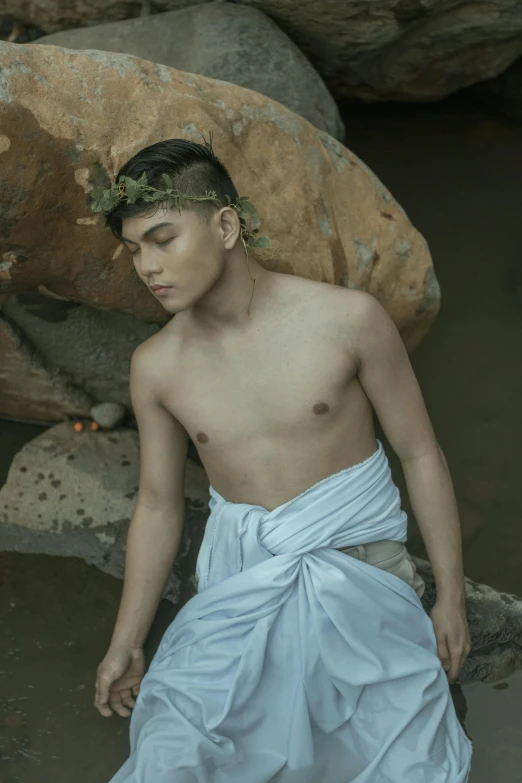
<box><xmin>463</xmin><ymin>672</ymin><xmax>522</xmax><ymax>778</ymax></box>
<box><xmin>1</xmin><ymin>96</ymin><xmax>522</xmax><ymax>780</ymax></box>
<box><xmin>341</xmin><ymin>96</ymin><xmax>522</xmax><ymax>602</ymax></box>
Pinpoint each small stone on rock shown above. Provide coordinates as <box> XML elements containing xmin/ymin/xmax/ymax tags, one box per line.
<box><xmin>90</xmin><ymin>402</ymin><xmax>126</xmax><ymax>429</ymax></box>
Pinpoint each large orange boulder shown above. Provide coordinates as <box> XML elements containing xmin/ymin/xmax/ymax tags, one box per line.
<box><xmin>0</xmin><ymin>41</ymin><xmax>438</xmax><ymax>351</ymax></box>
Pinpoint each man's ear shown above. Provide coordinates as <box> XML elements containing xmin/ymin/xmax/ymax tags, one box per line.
<box><xmin>219</xmin><ymin>206</ymin><xmax>242</xmax><ymax>250</ymax></box>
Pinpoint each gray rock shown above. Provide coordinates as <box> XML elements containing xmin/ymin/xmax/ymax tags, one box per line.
<box><xmin>90</xmin><ymin>401</ymin><xmax>126</xmax><ymax>429</ymax></box>
<box><xmin>0</xmin><ymin>421</ymin><xmax>210</xmax><ymax>604</ymax></box>
<box><xmin>34</xmin><ymin>3</ymin><xmax>345</xmax><ymax>141</ymax></box>
<box><xmin>0</xmin><ymin>0</ymin><xmax>203</xmax><ymax>34</ymax></box>
<box><xmin>472</xmin><ymin>56</ymin><xmax>522</xmax><ymax>124</ymax></box>
<box><xmin>6</xmin><ymin>0</ymin><xmax>522</xmax><ymax>102</ymax></box>
<box><xmin>236</xmin><ymin>0</ymin><xmax>522</xmax><ymax>102</ymax></box>
<box><xmin>2</xmin><ymin>292</ymin><xmax>159</xmax><ymax>412</ymax></box>
<box><xmin>0</xmin><ymin>309</ymin><xmax>94</xmax><ymax>422</ymax></box>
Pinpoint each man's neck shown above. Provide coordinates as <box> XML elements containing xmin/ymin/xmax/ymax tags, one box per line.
<box><xmin>187</xmin><ymin>261</ymin><xmax>276</xmax><ymax>339</ymax></box>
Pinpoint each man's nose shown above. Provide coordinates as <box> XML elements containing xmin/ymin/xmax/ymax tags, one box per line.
<box><xmin>137</xmin><ymin>252</ymin><xmax>163</xmax><ymax>277</ymax></box>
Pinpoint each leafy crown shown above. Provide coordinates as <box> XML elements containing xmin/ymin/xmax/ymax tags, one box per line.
<box><xmin>88</xmin><ymin>171</ymin><xmax>272</xmax><ymax>257</ymax></box>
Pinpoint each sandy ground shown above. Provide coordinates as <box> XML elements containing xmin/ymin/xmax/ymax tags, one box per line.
<box><xmin>1</xmin><ymin>94</ymin><xmax>522</xmax><ymax>781</ymax></box>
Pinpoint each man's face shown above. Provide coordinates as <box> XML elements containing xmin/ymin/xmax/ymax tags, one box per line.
<box><xmin>120</xmin><ymin>204</ymin><xmax>224</xmax><ymax>313</ymax></box>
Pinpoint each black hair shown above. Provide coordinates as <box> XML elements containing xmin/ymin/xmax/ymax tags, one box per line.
<box><xmin>105</xmin><ymin>136</ymin><xmax>244</xmax><ymax>241</ymax></box>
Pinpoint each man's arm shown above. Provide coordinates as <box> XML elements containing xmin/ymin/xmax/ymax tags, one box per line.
<box><xmin>346</xmin><ymin>291</ymin><xmax>471</xmax><ymax>680</ymax></box>
<box><xmin>109</xmin><ymin>341</ymin><xmax>189</xmax><ymax>651</ymax></box>
<box><xmin>347</xmin><ymin>291</ymin><xmax>465</xmax><ymax>603</ymax></box>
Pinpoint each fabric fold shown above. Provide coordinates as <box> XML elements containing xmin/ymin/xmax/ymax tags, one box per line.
<box><xmin>109</xmin><ymin>440</ymin><xmax>472</xmax><ymax>782</ymax></box>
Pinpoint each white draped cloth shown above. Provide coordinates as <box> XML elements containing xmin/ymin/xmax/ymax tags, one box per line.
<box><xmin>110</xmin><ymin>440</ymin><xmax>472</xmax><ymax>782</ymax></box>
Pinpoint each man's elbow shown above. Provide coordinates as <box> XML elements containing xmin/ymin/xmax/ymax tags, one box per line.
<box><xmin>397</xmin><ymin>437</ymin><xmax>446</xmax><ymax>466</ymax></box>
<box><xmin>436</xmin><ymin>442</ymin><xmax>449</xmax><ymax>471</ymax></box>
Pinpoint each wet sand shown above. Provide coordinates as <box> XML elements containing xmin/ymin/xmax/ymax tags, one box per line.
<box><xmin>1</xmin><ymin>95</ymin><xmax>522</xmax><ymax>780</ymax></box>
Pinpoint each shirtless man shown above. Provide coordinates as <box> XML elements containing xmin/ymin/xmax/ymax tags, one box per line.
<box><xmin>92</xmin><ymin>139</ymin><xmax>471</xmax><ymax>780</ymax></box>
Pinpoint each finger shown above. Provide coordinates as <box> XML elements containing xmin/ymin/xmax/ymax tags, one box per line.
<box><xmin>120</xmin><ymin>688</ymin><xmax>136</xmax><ymax>710</ymax></box>
<box><xmin>94</xmin><ymin>693</ymin><xmax>114</xmax><ymax>717</ymax></box>
<box><xmin>94</xmin><ymin>676</ymin><xmax>114</xmax><ymax>717</ymax></box>
<box><xmin>447</xmin><ymin>655</ymin><xmax>460</xmax><ymax>683</ymax></box>
<box><xmin>455</xmin><ymin>645</ymin><xmax>470</xmax><ymax>681</ymax></box>
<box><xmin>436</xmin><ymin>636</ymin><xmax>451</xmax><ymax>672</ymax></box>
<box><xmin>109</xmin><ymin>691</ymin><xmax>132</xmax><ymax>718</ymax></box>
<box><xmin>447</xmin><ymin>642</ymin><xmax>467</xmax><ymax>683</ymax></box>
<box><xmin>95</xmin><ymin>703</ymin><xmax>114</xmax><ymax>717</ymax></box>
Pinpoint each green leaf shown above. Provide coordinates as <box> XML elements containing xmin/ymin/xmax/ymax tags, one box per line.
<box><xmin>162</xmin><ymin>173</ymin><xmax>173</xmax><ymax>190</ymax></box>
<box><xmin>240</xmin><ymin>201</ymin><xmax>260</xmax><ymax>230</ymax></box>
<box><xmin>239</xmin><ymin>198</ymin><xmax>258</xmax><ymax>218</ymax></box>
<box><xmin>102</xmin><ymin>192</ymin><xmax>113</xmax><ymax>209</ymax></box>
<box><xmin>125</xmin><ymin>177</ymin><xmax>138</xmax><ymax>203</ymax></box>
<box><xmin>252</xmin><ymin>236</ymin><xmax>271</xmax><ymax>248</ymax></box>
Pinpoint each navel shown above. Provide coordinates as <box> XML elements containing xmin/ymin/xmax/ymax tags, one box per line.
<box><xmin>312</xmin><ymin>402</ymin><xmax>330</xmax><ymax>415</ymax></box>
<box><xmin>196</xmin><ymin>432</ymin><xmax>209</xmax><ymax>443</ymax></box>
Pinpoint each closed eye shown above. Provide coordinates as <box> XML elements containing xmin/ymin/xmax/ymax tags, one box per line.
<box><xmin>129</xmin><ymin>237</ymin><xmax>174</xmax><ymax>255</ymax></box>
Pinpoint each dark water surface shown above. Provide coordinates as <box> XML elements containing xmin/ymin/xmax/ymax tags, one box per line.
<box><xmin>342</xmin><ymin>96</ymin><xmax>522</xmax><ymax>781</ymax></box>
<box><xmin>1</xmin><ymin>97</ymin><xmax>522</xmax><ymax>780</ymax></box>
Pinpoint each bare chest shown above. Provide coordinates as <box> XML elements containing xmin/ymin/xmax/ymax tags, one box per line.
<box><xmin>174</xmin><ymin>334</ymin><xmax>355</xmax><ymax>447</ymax></box>
<box><xmin>161</xmin><ymin>282</ymin><xmax>366</xmax><ymax>456</ymax></box>
<box><xmin>155</xmin><ymin>280</ymin><xmax>376</xmax><ymax>507</ymax></box>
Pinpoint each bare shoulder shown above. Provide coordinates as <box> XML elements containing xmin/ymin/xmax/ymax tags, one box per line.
<box><xmin>130</xmin><ymin>321</ymin><xmax>183</xmax><ymax>398</ymax></box>
<box><xmin>273</xmin><ymin>272</ymin><xmax>382</xmax><ymax>332</ymax></box>
<box><xmin>274</xmin><ymin>271</ymin><xmax>367</xmax><ymax>306</ymax></box>
<box><xmin>129</xmin><ymin>326</ymin><xmax>189</xmax><ymax>511</ymax></box>
<box><xmin>272</xmin><ymin>275</ymin><xmax>402</xmax><ymax>375</ymax></box>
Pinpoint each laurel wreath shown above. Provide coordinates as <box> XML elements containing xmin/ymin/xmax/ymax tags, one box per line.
<box><xmin>88</xmin><ymin>171</ymin><xmax>272</xmax><ymax>258</ymax></box>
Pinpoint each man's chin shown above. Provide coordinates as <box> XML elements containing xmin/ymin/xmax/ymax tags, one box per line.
<box><xmin>164</xmin><ymin>299</ymin><xmax>190</xmax><ymax>316</ymax></box>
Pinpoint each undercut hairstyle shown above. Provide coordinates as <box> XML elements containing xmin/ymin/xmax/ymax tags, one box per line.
<box><xmin>104</xmin><ymin>137</ymin><xmax>244</xmax><ymax>241</ymax></box>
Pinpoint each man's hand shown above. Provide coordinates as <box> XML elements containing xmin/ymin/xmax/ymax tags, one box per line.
<box><xmin>429</xmin><ymin>598</ymin><xmax>471</xmax><ymax>684</ymax></box>
<box><xmin>94</xmin><ymin>645</ymin><xmax>146</xmax><ymax>718</ymax></box>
